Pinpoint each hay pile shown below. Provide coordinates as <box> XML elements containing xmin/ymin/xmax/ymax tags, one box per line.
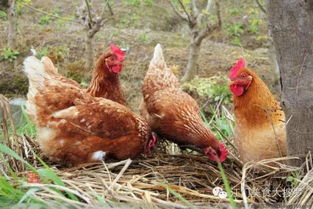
<box><xmin>1</xmin><ymin>95</ymin><xmax>313</xmax><ymax>208</ymax></box>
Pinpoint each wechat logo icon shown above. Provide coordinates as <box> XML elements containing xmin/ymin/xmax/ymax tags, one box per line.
<box><xmin>212</xmin><ymin>186</ymin><xmax>227</xmax><ymax>199</ymax></box>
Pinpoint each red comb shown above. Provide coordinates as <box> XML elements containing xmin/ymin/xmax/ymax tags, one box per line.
<box><xmin>110</xmin><ymin>44</ymin><xmax>125</xmax><ymax>62</ymax></box>
<box><xmin>229</xmin><ymin>58</ymin><xmax>246</xmax><ymax>79</ymax></box>
<box><xmin>218</xmin><ymin>143</ymin><xmax>228</xmax><ymax>162</ymax></box>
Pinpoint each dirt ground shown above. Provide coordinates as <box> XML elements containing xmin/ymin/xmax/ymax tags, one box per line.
<box><xmin>0</xmin><ymin>0</ymin><xmax>276</xmax><ymax>111</ymax></box>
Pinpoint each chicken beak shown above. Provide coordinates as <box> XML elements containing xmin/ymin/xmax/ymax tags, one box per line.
<box><xmin>228</xmin><ymin>80</ymin><xmax>236</xmax><ymax>86</ymax></box>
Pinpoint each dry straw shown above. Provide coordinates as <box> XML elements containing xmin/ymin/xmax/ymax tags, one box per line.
<box><xmin>1</xmin><ymin>95</ymin><xmax>312</xmax><ymax>208</ymax></box>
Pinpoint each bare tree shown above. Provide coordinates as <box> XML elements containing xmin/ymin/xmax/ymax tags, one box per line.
<box><xmin>268</xmin><ymin>0</ymin><xmax>313</xmax><ymax>165</ymax></box>
<box><xmin>76</xmin><ymin>0</ymin><xmax>113</xmax><ymax>71</ymax></box>
<box><xmin>170</xmin><ymin>0</ymin><xmax>219</xmax><ymax>82</ymax></box>
<box><xmin>7</xmin><ymin>0</ymin><xmax>16</xmax><ymax>49</ymax></box>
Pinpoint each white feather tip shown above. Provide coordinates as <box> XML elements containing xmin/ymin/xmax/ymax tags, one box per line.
<box><xmin>30</xmin><ymin>49</ymin><xmax>37</xmax><ymax>56</ymax></box>
<box><xmin>150</xmin><ymin>43</ymin><xmax>165</xmax><ymax>67</ymax></box>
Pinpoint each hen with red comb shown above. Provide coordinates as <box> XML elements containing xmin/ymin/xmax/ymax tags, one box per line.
<box><xmin>87</xmin><ymin>44</ymin><xmax>127</xmax><ymax>105</ymax></box>
<box><xmin>229</xmin><ymin>58</ymin><xmax>287</xmax><ymax>163</ymax></box>
<box><xmin>141</xmin><ymin>44</ymin><xmax>228</xmax><ymax>163</ymax></box>
<box><xmin>109</xmin><ymin>44</ymin><xmax>125</xmax><ymax>73</ymax></box>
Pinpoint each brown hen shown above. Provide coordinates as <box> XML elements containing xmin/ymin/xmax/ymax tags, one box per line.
<box><xmin>86</xmin><ymin>45</ymin><xmax>127</xmax><ymax>105</ymax></box>
<box><xmin>141</xmin><ymin>44</ymin><xmax>228</xmax><ymax>162</ymax></box>
<box><xmin>229</xmin><ymin>58</ymin><xmax>287</xmax><ymax>163</ymax></box>
<box><xmin>23</xmin><ymin>55</ymin><xmax>153</xmax><ymax>166</ymax></box>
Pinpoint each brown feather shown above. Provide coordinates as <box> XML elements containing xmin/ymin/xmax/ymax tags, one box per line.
<box><xmin>141</xmin><ymin>45</ymin><xmax>223</xmax><ymax>154</ymax></box>
<box><xmin>24</xmin><ymin>56</ymin><xmax>150</xmax><ymax>166</ymax></box>
<box><xmin>232</xmin><ymin>68</ymin><xmax>287</xmax><ymax>163</ymax></box>
<box><xmin>86</xmin><ymin>53</ymin><xmax>126</xmax><ymax>105</ymax></box>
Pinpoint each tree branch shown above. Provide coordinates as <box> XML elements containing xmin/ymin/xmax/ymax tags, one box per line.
<box><xmin>87</xmin><ymin>16</ymin><xmax>112</xmax><ymax>38</ymax></box>
<box><xmin>190</xmin><ymin>0</ymin><xmax>199</xmax><ymax>16</ymax></box>
<box><xmin>101</xmin><ymin>0</ymin><xmax>114</xmax><ymax>19</ymax></box>
<box><xmin>105</xmin><ymin>0</ymin><xmax>114</xmax><ymax>16</ymax></box>
<box><xmin>255</xmin><ymin>0</ymin><xmax>266</xmax><ymax>14</ymax></box>
<box><xmin>21</xmin><ymin>3</ymin><xmax>80</xmax><ymax>24</ymax></box>
<box><xmin>205</xmin><ymin>0</ymin><xmax>213</xmax><ymax>13</ymax></box>
<box><xmin>8</xmin><ymin>0</ymin><xmax>16</xmax><ymax>49</ymax></box>
<box><xmin>215</xmin><ymin>0</ymin><xmax>222</xmax><ymax>29</ymax></box>
<box><xmin>169</xmin><ymin>0</ymin><xmax>188</xmax><ymax>22</ymax></box>
<box><xmin>195</xmin><ymin>23</ymin><xmax>219</xmax><ymax>44</ymax></box>
<box><xmin>176</xmin><ymin>0</ymin><xmax>193</xmax><ymax>23</ymax></box>
<box><xmin>195</xmin><ymin>0</ymin><xmax>213</xmax><ymax>27</ymax></box>
<box><xmin>84</xmin><ymin>0</ymin><xmax>93</xmax><ymax>29</ymax></box>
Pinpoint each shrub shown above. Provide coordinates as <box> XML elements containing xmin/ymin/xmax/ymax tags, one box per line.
<box><xmin>0</xmin><ymin>48</ymin><xmax>20</xmax><ymax>62</ymax></box>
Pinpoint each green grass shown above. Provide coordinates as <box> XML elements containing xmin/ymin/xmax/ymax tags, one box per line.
<box><xmin>200</xmin><ymin>114</ymin><xmax>237</xmax><ymax>209</ymax></box>
<box><xmin>0</xmin><ymin>48</ymin><xmax>20</xmax><ymax>62</ymax></box>
<box><xmin>0</xmin><ymin>144</ymin><xmax>81</xmax><ymax>207</ymax></box>
<box><xmin>16</xmin><ymin>106</ymin><xmax>37</xmax><ymax>138</ymax></box>
<box><xmin>200</xmin><ymin>107</ymin><xmax>234</xmax><ymax>143</ymax></box>
<box><xmin>217</xmin><ymin>162</ymin><xmax>237</xmax><ymax>209</ymax></box>
<box><xmin>200</xmin><ymin>100</ymin><xmax>237</xmax><ymax>209</ymax></box>
<box><xmin>0</xmin><ymin>105</ymin><xmax>78</xmax><ymax>208</ymax></box>
<box><xmin>0</xmin><ymin>105</ymin><xmax>37</xmax><ymax>140</ymax></box>
<box><xmin>160</xmin><ymin>183</ymin><xmax>198</xmax><ymax>209</ymax></box>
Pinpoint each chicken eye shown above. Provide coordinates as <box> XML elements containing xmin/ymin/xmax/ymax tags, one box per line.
<box><xmin>240</xmin><ymin>74</ymin><xmax>247</xmax><ymax>78</ymax></box>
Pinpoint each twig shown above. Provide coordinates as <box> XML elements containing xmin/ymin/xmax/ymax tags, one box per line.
<box><xmin>21</xmin><ymin>3</ymin><xmax>80</xmax><ymax>24</ymax></box>
<box><xmin>215</xmin><ymin>0</ymin><xmax>222</xmax><ymax>29</ymax></box>
<box><xmin>105</xmin><ymin>0</ymin><xmax>113</xmax><ymax>16</ymax></box>
<box><xmin>169</xmin><ymin>0</ymin><xmax>188</xmax><ymax>22</ymax></box>
<box><xmin>205</xmin><ymin>0</ymin><xmax>213</xmax><ymax>13</ymax></box>
<box><xmin>255</xmin><ymin>0</ymin><xmax>266</xmax><ymax>14</ymax></box>
<box><xmin>190</xmin><ymin>0</ymin><xmax>199</xmax><ymax>16</ymax></box>
<box><xmin>176</xmin><ymin>0</ymin><xmax>193</xmax><ymax>23</ymax></box>
<box><xmin>84</xmin><ymin>0</ymin><xmax>93</xmax><ymax>29</ymax></box>
<box><xmin>241</xmin><ymin>163</ymin><xmax>250</xmax><ymax>209</ymax></box>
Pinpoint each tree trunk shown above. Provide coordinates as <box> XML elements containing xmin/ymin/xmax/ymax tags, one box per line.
<box><xmin>268</xmin><ymin>0</ymin><xmax>313</xmax><ymax>165</ymax></box>
<box><xmin>215</xmin><ymin>1</ymin><xmax>222</xmax><ymax>29</ymax></box>
<box><xmin>85</xmin><ymin>33</ymin><xmax>94</xmax><ymax>71</ymax></box>
<box><xmin>181</xmin><ymin>39</ymin><xmax>201</xmax><ymax>82</ymax></box>
<box><xmin>7</xmin><ymin>0</ymin><xmax>16</xmax><ymax>49</ymax></box>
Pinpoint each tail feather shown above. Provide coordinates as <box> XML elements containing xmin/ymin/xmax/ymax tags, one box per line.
<box><xmin>41</xmin><ymin>56</ymin><xmax>58</xmax><ymax>74</ymax></box>
<box><xmin>23</xmin><ymin>56</ymin><xmax>51</xmax><ymax>83</ymax></box>
<box><xmin>23</xmin><ymin>55</ymin><xmax>52</xmax><ymax>120</ymax></box>
<box><xmin>150</xmin><ymin>44</ymin><xmax>166</xmax><ymax>68</ymax></box>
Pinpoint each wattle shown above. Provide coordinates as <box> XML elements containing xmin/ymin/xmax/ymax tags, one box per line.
<box><xmin>111</xmin><ymin>65</ymin><xmax>121</xmax><ymax>73</ymax></box>
<box><xmin>230</xmin><ymin>84</ymin><xmax>244</xmax><ymax>96</ymax></box>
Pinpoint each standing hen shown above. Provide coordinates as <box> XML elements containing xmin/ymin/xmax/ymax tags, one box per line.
<box><xmin>141</xmin><ymin>44</ymin><xmax>228</xmax><ymax>162</ymax></box>
<box><xmin>86</xmin><ymin>45</ymin><xmax>127</xmax><ymax>105</ymax></box>
<box><xmin>43</xmin><ymin>45</ymin><xmax>126</xmax><ymax>105</ymax></box>
<box><xmin>23</xmin><ymin>55</ymin><xmax>153</xmax><ymax>166</ymax></box>
<box><xmin>229</xmin><ymin>58</ymin><xmax>287</xmax><ymax>163</ymax></box>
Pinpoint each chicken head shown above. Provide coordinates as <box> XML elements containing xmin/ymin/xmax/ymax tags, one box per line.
<box><xmin>144</xmin><ymin>132</ymin><xmax>157</xmax><ymax>153</ymax></box>
<box><xmin>229</xmin><ymin>58</ymin><xmax>253</xmax><ymax>97</ymax></box>
<box><xmin>204</xmin><ymin>143</ymin><xmax>228</xmax><ymax>162</ymax></box>
<box><xmin>104</xmin><ymin>44</ymin><xmax>125</xmax><ymax>73</ymax></box>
